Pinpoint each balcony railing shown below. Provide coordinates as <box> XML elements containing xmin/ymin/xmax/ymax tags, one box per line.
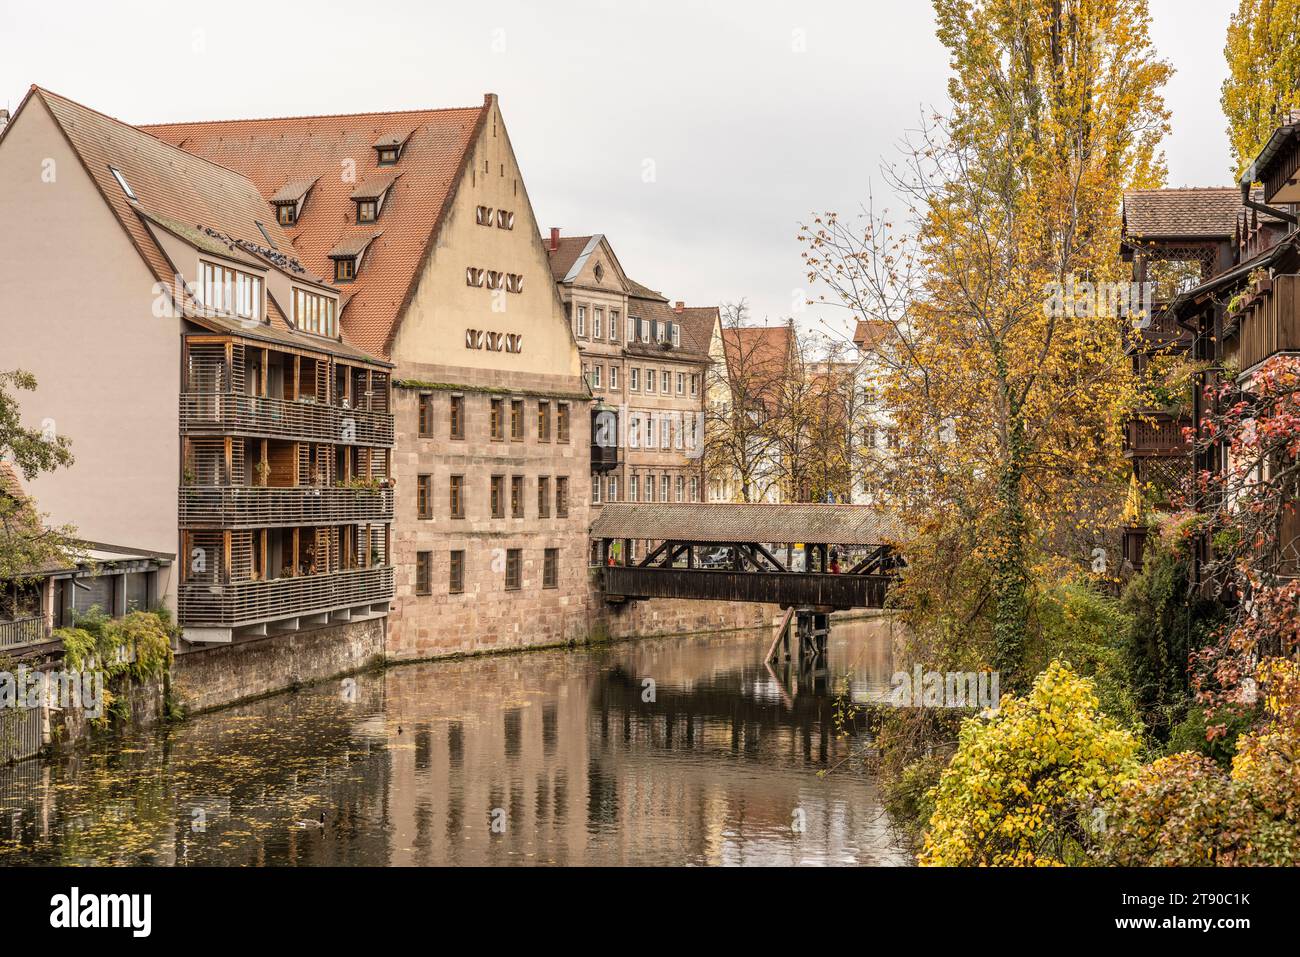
<box><xmin>1234</xmin><ymin>274</ymin><xmax>1300</xmax><ymax>372</ymax></box>
<box><xmin>179</xmin><ymin>485</ymin><xmax>394</xmax><ymax>529</ymax></box>
<box><xmin>179</xmin><ymin>565</ymin><xmax>394</xmax><ymax>628</ymax></box>
<box><xmin>180</xmin><ymin>392</ymin><xmax>394</xmax><ymax>446</ymax></box>
<box><xmin>1124</xmin><ymin>413</ymin><xmax>1190</xmax><ymax>458</ymax></box>
<box><xmin>0</xmin><ymin>615</ymin><xmax>49</xmax><ymax>648</ymax></box>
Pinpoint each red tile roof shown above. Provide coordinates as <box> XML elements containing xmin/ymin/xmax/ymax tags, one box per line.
<box><xmin>852</xmin><ymin>319</ymin><xmax>898</xmax><ymax>350</ymax></box>
<box><xmin>545</xmin><ymin>235</ymin><xmax>595</xmax><ymax>281</ymax></box>
<box><xmin>143</xmin><ymin>100</ymin><xmax>490</xmax><ymax>358</ymax></box>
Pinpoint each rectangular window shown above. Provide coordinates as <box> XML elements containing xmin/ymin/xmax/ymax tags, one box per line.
<box><xmin>198</xmin><ymin>261</ymin><xmax>263</xmax><ymax>322</ymax></box>
<box><xmin>630</xmin><ymin>475</ymin><xmax>640</xmax><ymax>502</ymax></box>
<box><xmin>511</xmin><ymin>399</ymin><xmax>524</xmax><ymax>441</ymax></box>
<box><xmin>690</xmin><ymin>374</ymin><xmax>699</xmax><ymax>395</ymax></box>
<box><xmin>630</xmin><ymin>416</ymin><xmax>640</xmax><ymax>448</ymax></box>
<box><xmin>537</xmin><ymin>401</ymin><xmax>551</xmax><ymax>442</ymax></box>
<box><xmin>646</xmin><ymin>473</ymin><xmax>656</xmax><ymax>503</ymax></box>
<box><xmin>592</xmin><ymin>365</ymin><xmax>602</xmax><ymax>388</ymax></box>
<box><xmin>491</xmin><ymin>475</ymin><xmax>505</xmax><ymax>518</ymax></box>
<box><xmin>608</xmin><ymin>475</ymin><xmax>619</xmax><ymax>502</ymax></box>
<box><xmin>662</xmin><ymin>475</ymin><xmax>671</xmax><ymax>501</ymax></box>
<box><xmin>646</xmin><ymin>416</ymin><xmax>655</xmax><ymax>447</ymax></box>
<box><xmin>662</xmin><ymin>417</ymin><xmax>671</xmax><ymax>449</ymax></box>
<box><xmin>450</xmin><ymin>474</ymin><xmax>465</xmax><ymax>518</ymax></box>
<box><xmin>292</xmin><ymin>287</ymin><xmax>337</xmax><ymax>337</ymax></box>
<box><xmin>505</xmin><ymin>549</ymin><xmax>522</xmax><ymax>590</ymax></box>
<box><xmin>450</xmin><ymin>395</ymin><xmax>465</xmax><ymax>440</ymax></box>
<box><xmin>511</xmin><ymin>476</ymin><xmax>524</xmax><ymax>518</ymax></box>
<box><xmin>576</xmin><ymin>305</ymin><xmax>586</xmax><ymax>337</ymax></box>
<box><xmin>490</xmin><ymin>398</ymin><xmax>504</xmax><ymax>441</ymax></box>
<box><xmin>556</xmin><ymin>476</ymin><xmax>569</xmax><ymax>518</ymax></box>
<box><xmin>630</xmin><ymin>368</ymin><xmax>640</xmax><ymax>391</ymax></box>
<box><xmin>690</xmin><ymin>476</ymin><xmax>699</xmax><ymax>502</ymax></box>
<box><xmin>592</xmin><ymin>475</ymin><xmax>602</xmax><ymax>504</ymax></box>
<box><xmin>415</xmin><ymin>551</ymin><xmax>431</xmax><ymax>595</ymax></box>
<box><xmin>609</xmin><ymin>366</ymin><xmax>619</xmax><ymax>390</ymax></box>
<box><xmin>593</xmin><ymin>309</ymin><xmax>603</xmax><ymax>339</ymax></box>
<box><xmin>557</xmin><ymin>403</ymin><xmax>570</xmax><ymax>443</ymax></box>
<box><xmin>676</xmin><ymin>475</ymin><xmax>685</xmax><ymax>502</ymax></box>
<box><xmin>647</xmin><ymin>370</ymin><xmax>656</xmax><ymax>393</ymax></box>
<box><xmin>662</xmin><ymin>370</ymin><xmax>670</xmax><ymax>393</ymax></box>
<box><xmin>276</xmin><ymin>204</ymin><xmax>296</xmax><ymax>226</ymax></box>
<box><xmin>418</xmin><ymin>394</ymin><xmax>434</xmax><ymax>437</ymax></box>
<box><xmin>610</xmin><ymin>310</ymin><xmax>620</xmax><ymax>341</ymax></box>
<box><xmin>449</xmin><ymin>550</ymin><xmax>465</xmax><ymax>594</ymax></box>
<box><xmin>538</xmin><ymin>476</ymin><xmax>551</xmax><ymax>518</ymax></box>
<box><xmin>357</xmin><ymin>199</ymin><xmax>377</xmax><ymax>223</ymax></box>
<box><xmin>677</xmin><ymin>372</ymin><xmax>685</xmax><ymax>394</ymax></box>
<box><xmin>543</xmin><ymin>548</ymin><xmax>558</xmax><ymax>588</ymax></box>
<box><xmin>334</xmin><ymin>257</ymin><xmax>356</xmax><ymax>282</ymax></box>
<box><xmin>417</xmin><ymin>474</ymin><xmax>433</xmax><ymax>519</ymax></box>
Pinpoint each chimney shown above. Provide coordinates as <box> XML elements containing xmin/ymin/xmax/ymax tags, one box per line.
<box><xmin>549</xmin><ymin>227</ymin><xmax>560</xmax><ymax>252</ymax></box>
<box><xmin>674</xmin><ymin>300</ymin><xmax>685</xmax><ymax>314</ymax></box>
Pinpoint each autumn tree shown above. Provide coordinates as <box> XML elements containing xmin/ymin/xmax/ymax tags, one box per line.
<box><xmin>704</xmin><ymin>303</ymin><xmax>789</xmax><ymax>503</ymax></box>
<box><xmin>801</xmin><ymin>0</ymin><xmax>1171</xmax><ymax>687</ymax></box>
<box><xmin>1222</xmin><ymin>0</ymin><xmax>1300</xmax><ymax>176</ymax></box>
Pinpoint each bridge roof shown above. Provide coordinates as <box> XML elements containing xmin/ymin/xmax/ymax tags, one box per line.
<box><xmin>591</xmin><ymin>502</ymin><xmax>902</xmax><ymax>546</ymax></box>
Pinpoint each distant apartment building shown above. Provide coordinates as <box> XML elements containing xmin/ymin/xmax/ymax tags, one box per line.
<box><xmin>707</xmin><ymin>323</ymin><xmax>794</xmax><ymax>503</ymax></box>
<box><xmin>0</xmin><ymin>86</ymin><xmax>590</xmax><ymax>658</ymax></box>
<box><xmin>850</xmin><ymin>320</ymin><xmax>901</xmax><ymax>505</ymax></box>
<box><xmin>545</xmin><ymin>232</ymin><xmax>715</xmax><ymax>549</ymax></box>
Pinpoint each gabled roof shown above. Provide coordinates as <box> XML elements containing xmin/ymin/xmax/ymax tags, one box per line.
<box><xmin>675</xmin><ymin>306</ymin><xmax>719</xmax><ymax>355</ymax></box>
<box><xmin>1122</xmin><ymin>186</ymin><xmax>1279</xmax><ymax>240</ymax></box>
<box><xmin>328</xmin><ymin>229</ymin><xmax>383</xmax><ymax>260</ymax></box>
<box><xmin>144</xmin><ymin>99</ymin><xmax>491</xmax><ymax>358</ymax></box>
<box><xmin>853</xmin><ymin>319</ymin><xmax>898</xmax><ymax>351</ymax></box>
<box><xmin>349</xmin><ymin>170</ymin><xmax>401</xmax><ymax>201</ymax></box>
<box><xmin>17</xmin><ymin>87</ymin><xmax>298</xmax><ymax>298</ymax></box>
<box><xmin>546</xmin><ymin>234</ymin><xmax>599</xmax><ymax>282</ymax></box>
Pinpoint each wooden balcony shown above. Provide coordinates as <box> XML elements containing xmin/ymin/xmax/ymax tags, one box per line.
<box><xmin>1233</xmin><ymin>274</ymin><xmax>1300</xmax><ymax>372</ymax></box>
<box><xmin>0</xmin><ymin>615</ymin><xmax>49</xmax><ymax>648</ymax></box>
<box><xmin>179</xmin><ymin>565</ymin><xmax>394</xmax><ymax>628</ymax></box>
<box><xmin>179</xmin><ymin>485</ymin><xmax>394</xmax><ymax>529</ymax></box>
<box><xmin>180</xmin><ymin>392</ymin><xmax>394</xmax><ymax>447</ymax></box>
<box><xmin>1124</xmin><ymin>413</ymin><xmax>1190</xmax><ymax>458</ymax></box>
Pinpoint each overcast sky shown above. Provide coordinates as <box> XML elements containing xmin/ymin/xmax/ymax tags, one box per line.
<box><xmin>0</xmin><ymin>0</ymin><xmax>1239</xmax><ymax>344</ymax></box>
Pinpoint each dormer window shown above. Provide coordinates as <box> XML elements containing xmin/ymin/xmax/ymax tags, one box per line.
<box><xmin>328</xmin><ymin>231</ymin><xmax>380</xmax><ymax>285</ymax></box>
<box><xmin>276</xmin><ymin>203</ymin><xmax>296</xmax><ymax>226</ymax></box>
<box><xmin>350</xmin><ymin>172</ymin><xmax>398</xmax><ymax>224</ymax></box>
<box><xmin>196</xmin><ymin>260</ymin><xmax>263</xmax><ymax>322</ymax></box>
<box><xmin>373</xmin><ymin>131</ymin><xmax>411</xmax><ymax>166</ymax></box>
<box><xmin>357</xmin><ymin>200</ymin><xmax>377</xmax><ymax>224</ymax></box>
<box><xmin>270</xmin><ymin>177</ymin><xmax>317</xmax><ymax>227</ymax></box>
<box><xmin>293</xmin><ymin>287</ymin><xmax>338</xmax><ymax>338</ymax></box>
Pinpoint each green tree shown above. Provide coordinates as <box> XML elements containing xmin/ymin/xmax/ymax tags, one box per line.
<box><xmin>0</xmin><ymin>369</ymin><xmax>76</xmax><ymax>580</ymax></box>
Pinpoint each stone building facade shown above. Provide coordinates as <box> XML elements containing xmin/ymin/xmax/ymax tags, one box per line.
<box><xmin>546</xmin><ymin>231</ymin><xmax>717</xmax><ymax>558</ymax></box>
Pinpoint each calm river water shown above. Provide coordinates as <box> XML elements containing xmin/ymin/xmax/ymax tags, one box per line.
<box><xmin>0</xmin><ymin>617</ymin><xmax>909</xmax><ymax>866</ymax></box>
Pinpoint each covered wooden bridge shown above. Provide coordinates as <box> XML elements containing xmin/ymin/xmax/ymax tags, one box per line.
<box><xmin>591</xmin><ymin>502</ymin><xmax>902</xmax><ymax>611</ymax></box>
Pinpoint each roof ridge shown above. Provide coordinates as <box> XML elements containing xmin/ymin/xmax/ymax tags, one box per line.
<box><xmin>33</xmin><ymin>86</ymin><xmax>273</xmax><ymax>187</ymax></box>
<box><xmin>139</xmin><ymin>100</ymin><xmax>487</xmax><ymax>130</ymax></box>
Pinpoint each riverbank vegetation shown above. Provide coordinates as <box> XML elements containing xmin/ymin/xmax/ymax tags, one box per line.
<box><xmin>807</xmin><ymin>0</ymin><xmax>1300</xmax><ymax>865</ymax></box>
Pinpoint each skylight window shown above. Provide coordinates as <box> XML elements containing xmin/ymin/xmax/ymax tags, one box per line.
<box><xmin>109</xmin><ymin>166</ymin><xmax>137</xmax><ymax>201</ymax></box>
<box><xmin>254</xmin><ymin>221</ymin><xmax>277</xmax><ymax>249</ymax></box>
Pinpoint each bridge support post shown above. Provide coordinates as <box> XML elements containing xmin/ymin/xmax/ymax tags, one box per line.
<box><xmin>795</xmin><ymin>609</ymin><xmax>831</xmax><ymax>663</ymax></box>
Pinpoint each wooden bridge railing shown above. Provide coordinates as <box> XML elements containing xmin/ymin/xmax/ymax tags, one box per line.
<box><xmin>603</xmin><ymin>565</ymin><xmax>891</xmax><ymax>610</ymax></box>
